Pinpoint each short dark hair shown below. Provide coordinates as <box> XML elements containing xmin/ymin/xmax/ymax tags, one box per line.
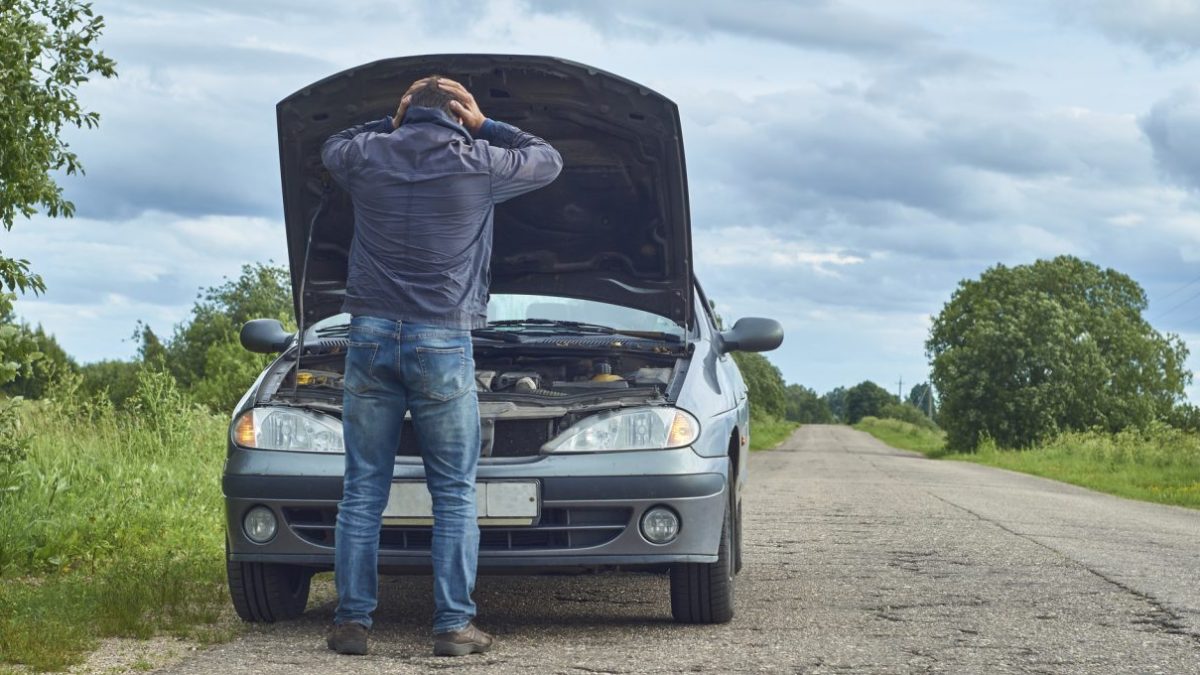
<box><xmin>408</xmin><ymin>75</ymin><xmax>454</xmax><ymax>115</ymax></box>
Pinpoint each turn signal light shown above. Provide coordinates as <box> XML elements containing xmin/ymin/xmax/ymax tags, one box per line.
<box><xmin>667</xmin><ymin>412</ymin><xmax>696</xmax><ymax>447</ymax></box>
<box><xmin>234</xmin><ymin>412</ymin><xmax>257</xmax><ymax>447</ymax></box>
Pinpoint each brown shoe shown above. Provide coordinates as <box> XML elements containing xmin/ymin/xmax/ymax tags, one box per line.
<box><xmin>326</xmin><ymin>622</ymin><xmax>369</xmax><ymax>655</ymax></box>
<box><xmin>432</xmin><ymin>622</ymin><xmax>494</xmax><ymax>657</ymax></box>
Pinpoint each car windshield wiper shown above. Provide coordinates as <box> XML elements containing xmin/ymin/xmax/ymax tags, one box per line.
<box><xmin>469</xmin><ymin>328</ymin><xmax>523</xmax><ymax>342</ymax></box>
<box><xmin>486</xmin><ymin>319</ymin><xmax>617</xmax><ymax>335</ymax></box>
<box><xmin>315</xmin><ymin>324</ymin><xmax>349</xmax><ymax>337</ymax></box>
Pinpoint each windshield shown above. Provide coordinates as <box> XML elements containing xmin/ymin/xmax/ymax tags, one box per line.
<box><xmin>308</xmin><ymin>295</ymin><xmax>685</xmax><ymax>338</ymax></box>
<box><xmin>486</xmin><ymin>295</ymin><xmax>684</xmax><ymax>336</ymax></box>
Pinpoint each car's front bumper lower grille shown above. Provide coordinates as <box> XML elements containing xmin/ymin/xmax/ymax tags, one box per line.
<box><xmin>283</xmin><ymin>506</ymin><xmax>632</xmax><ymax>552</ymax></box>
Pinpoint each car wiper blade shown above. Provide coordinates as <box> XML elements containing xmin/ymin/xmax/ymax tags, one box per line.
<box><xmin>315</xmin><ymin>324</ymin><xmax>349</xmax><ymax>337</ymax></box>
<box><xmin>611</xmin><ymin>330</ymin><xmax>684</xmax><ymax>343</ymax></box>
<box><xmin>486</xmin><ymin>319</ymin><xmax>616</xmax><ymax>334</ymax></box>
<box><xmin>469</xmin><ymin>328</ymin><xmax>523</xmax><ymax>343</ymax></box>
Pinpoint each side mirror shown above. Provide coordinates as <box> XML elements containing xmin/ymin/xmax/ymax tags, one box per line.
<box><xmin>240</xmin><ymin>319</ymin><xmax>293</xmax><ymax>354</ymax></box>
<box><xmin>719</xmin><ymin>317</ymin><xmax>784</xmax><ymax>354</ymax></box>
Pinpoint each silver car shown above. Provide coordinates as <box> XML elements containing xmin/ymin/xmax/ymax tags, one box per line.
<box><xmin>224</xmin><ymin>54</ymin><xmax>783</xmax><ymax>626</ymax></box>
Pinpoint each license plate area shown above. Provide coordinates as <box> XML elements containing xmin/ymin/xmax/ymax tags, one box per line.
<box><xmin>382</xmin><ymin>480</ymin><xmax>540</xmax><ymax>526</ymax></box>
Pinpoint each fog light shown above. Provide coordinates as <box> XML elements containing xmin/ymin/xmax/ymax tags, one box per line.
<box><xmin>243</xmin><ymin>506</ymin><xmax>277</xmax><ymax>544</ymax></box>
<box><xmin>640</xmin><ymin>506</ymin><xmax>680</xmax><ymax>544</ymax></box>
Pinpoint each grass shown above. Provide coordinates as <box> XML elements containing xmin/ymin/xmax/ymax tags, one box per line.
<box><xmin>853</xmin><ymin>416</ymin><xmax>947</xmax><ymax>456</ymax></box>
<box><xmin>0</xmin><ymin>371</ymin><xmax>235</xmax><ymax>671</ymax></box>
<box><xmin>749</xmin><ymin>414</ymin><xmax>799</xmax><ymax>451</ymax></box>
<box><xmin>854</xmin><ymin>416</ymin><xmax>1200</xmax><ymax>510</ymax></box>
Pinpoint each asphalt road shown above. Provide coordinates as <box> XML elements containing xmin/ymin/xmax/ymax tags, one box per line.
<box><xmin>161</xmin><ymin>425</ymin><xmax>1200</xmax><ymax>674</ymax></box>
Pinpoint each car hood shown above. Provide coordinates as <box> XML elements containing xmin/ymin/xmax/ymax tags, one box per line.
<box><xmin>277</xmin><ymin>54</ymin><xmax>693</xmax><ymax>329</ymax></box>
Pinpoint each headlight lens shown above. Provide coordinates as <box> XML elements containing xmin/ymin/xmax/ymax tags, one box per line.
<box><xmin>232</xmin><ymin>407</ymin><xmax>344</xmax><ymax>453</ymax></box>
<box><xmin>541</xmin><ymin>407</ymin><xmax>700</xmax><ymax>453</ymax></box>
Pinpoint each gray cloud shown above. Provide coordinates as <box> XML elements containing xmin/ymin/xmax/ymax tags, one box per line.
<box><xmin>1141</xmin><ymin>87</ymin><xmax>1200</xmax><ymax>190</ymax></box>
<box><xmin>527</xmin><ymin>0</ymin><xmax>934</xmax><ymax>57</ymax></box>
<box><xmin>1065</xmin><ymin>0</ymin><xmax>1200</xmax><ymax>61</ymax></box>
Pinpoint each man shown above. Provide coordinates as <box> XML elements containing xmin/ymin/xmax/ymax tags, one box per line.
<box><xmin>319</xmin><ymin>76</ymin><xmax>562</xmax><ymax>657</ymax></box>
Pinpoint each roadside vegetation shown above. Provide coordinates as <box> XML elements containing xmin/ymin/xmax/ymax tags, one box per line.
<box><xmin>0</xmin><ymin>265</ymin><xmax>291</xmax><ymax>671</ymax></box>
<box><xmin>0</xmin><ymin>371</ymin><xmax>234</xmax><ymax>670</ymax></box>
<box><xmin>854</xmin><ymin>417</ymin><xmax>1200</xmax><ymax>510</ymax></box>
<box><xmin>851</xmin><ymin>256</ymin><xmax>1200</xmax><ymax>511</ymax></box>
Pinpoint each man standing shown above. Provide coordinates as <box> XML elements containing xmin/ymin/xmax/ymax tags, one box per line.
<box><xmin>319</xmin><ymin>76</ymin><xmax>562</xmax><ymax>657</ymax></box>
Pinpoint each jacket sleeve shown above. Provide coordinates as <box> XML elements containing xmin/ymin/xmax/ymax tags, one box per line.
<box><xmin>320</xmin><ymin>116</ymin><xmax>394</xmax><ymax>188</ymax></box>
<box><xmin>478</xmin><ymin>119</ymin><xmax>564</xmax><ymax>204</ymax></box>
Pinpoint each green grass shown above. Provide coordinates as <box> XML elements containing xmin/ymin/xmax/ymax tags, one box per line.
<box><xmin>855</xmin><ymin>417</ymin><xmax>1200</xmax><ymax>510</ymax></box>
<box><xmin>853</xmin><ymin>416</ymin><xmax>947</xmax><ymax>456</ymax></box>
<box><xmin>0</xmin><ymin>371</ymin><xmax>235</xmax><ymax>671</ymax></box>
<box><xmin>749</xmin><ymin>414</ymin><xmax>799</xmax><ymax>451</ymax></box>
<box><xmin>959</xmin><ymin>427</ymin><xmax>1200</xmax><ymax>509</ymax></box>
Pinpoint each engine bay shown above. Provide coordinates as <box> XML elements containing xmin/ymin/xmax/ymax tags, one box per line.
<box><xmin>275</xmin><ymin>350</ymin><xmax>679</xmax><ymax>404</ymax></box>
<box><xmin>256</xmin><ymin>344</ymin><xmax>687</xmax><ymax>458</ymax></box>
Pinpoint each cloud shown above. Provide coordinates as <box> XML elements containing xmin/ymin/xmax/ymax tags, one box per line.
<box><xmin>1064</xmin><ymin>0</ymin><xmax>1200</xmax><ymax>61</ymax></box>
<box><xmin>8</xmin><ymin>211</ymin><xmax>287</xmax><ymax>361</ymax></box>
<box><xmin>527</xmin><ymin>0</ymin><xmax>934</xmax><ymax>56</ymax></box>
<box><xmin>1141</xmin><ymin>87</ymin><xmax>1200</xmax><ymax>190</ymax></box>
<box><xmin>8</xmin><ymin>0</ymin><xmax>1200</xmax><ymax>401</ymax></box>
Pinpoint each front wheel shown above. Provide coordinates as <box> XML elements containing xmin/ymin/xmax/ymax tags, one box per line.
<box><xmin>669</xmin><ymin>495</ymin><xmax>734</xmax><ymax>624</ymax></box>
<box><xmin>227</xmin><ymin>557</ymin><xmax>313</xmax><ymax>622</ymax></box>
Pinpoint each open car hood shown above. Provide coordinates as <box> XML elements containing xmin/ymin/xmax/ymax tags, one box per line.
<box><xmin>277</xmin><ymin>54</ymin><xmax>693</xmax><ymax>329</ymax></box>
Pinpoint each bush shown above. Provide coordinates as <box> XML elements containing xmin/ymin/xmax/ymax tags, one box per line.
<box><xmin>879</xmin><ymin>402</ymin><xmax>939</xmax><ymax>430</ymax></box>
<box><xmin>0</xmin><ymin>368</ymin><xmax>229</xmax><ymax>669</ymax></box>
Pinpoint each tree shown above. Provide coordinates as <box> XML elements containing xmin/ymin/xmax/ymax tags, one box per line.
<box><xmin>165</xmin><ymin>263</ymin><xmax>294</xmax><ymax>409</ymax></box>
<box><xmin>823</xmin><ymin>386</ymin><xmax>848</xmax><ymax>422</ymax></box>
<box><xmin>0</xmin><ymin>295</ymin><xmax>49</xmax><ymax>391</ymax></box>
<box><xmin>784</xmin><ymin>384</ymin><xmax>834</xmax><ymax>423</ymax></box>
<box><xmin>845</xmin><ymin>380</ymin><xmax>897</xmax><ymax>424</ymax></box>
<box><xmin>0</xmin><ymin>1</ymin><xmax>116</xmax><ymax>294</ymax></box>
<box><xmin>78</xmin><ymin>358</ymin><xmax>141</xmax><ymax>407</ymax></box>
<box><xmin>906</xmin><ymin>382</ymin><xmax>936</xmax><ymax>419</ymax></box>
<box><xmin>731</xmin><ymin>351</ymin><xmax>788</xmax><ymax>420</ymax></box>
<box><xmin>0</xmin><ymin>319</ymin><xmax>76</xmax><ymax>400</ymax></box>
<box><xmin>927</xmin><ymin>256</ymin><xmax>1191</xmax><ymax>450</ymax></box>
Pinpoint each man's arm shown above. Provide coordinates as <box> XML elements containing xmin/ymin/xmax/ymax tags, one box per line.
<box><xmin>319</xmin><ymin>116</ymin><xmax>393</xmax><ymax>188</ymax></box>
<box><xmin>439</xmin><ymin>78</ymin><xmax>563</xmax><ymax>203</ymax></box>
<box><xmin>477</xmin><ymin>119</ymin><xmax>563</xmax><ymax>203</ymax></box>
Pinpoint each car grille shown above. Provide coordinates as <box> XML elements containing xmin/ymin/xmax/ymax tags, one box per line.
<box><xmin>283</xmin><ymin>506</ymin><xmax>631</xmax><ymax>552</ymax></box>
<box><xmin>395</xmin><ymin>419</ymin><xmax>553</xmax><ymax>458</ymax></box>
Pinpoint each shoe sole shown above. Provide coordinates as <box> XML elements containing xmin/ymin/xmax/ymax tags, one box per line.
<box><xmin>433</xmin><ymin>641</ymin><xmax>491</xmax><ymax>657</ymax></box>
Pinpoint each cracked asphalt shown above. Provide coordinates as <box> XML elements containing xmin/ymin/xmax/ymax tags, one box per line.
<box><xmin>161</xmin><ymin>425</ymin><xmax>1200</xmax><ymax>674</ymax></box>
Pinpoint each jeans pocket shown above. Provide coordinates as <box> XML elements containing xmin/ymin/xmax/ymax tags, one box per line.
<box><xmin>343</xmin><ymin>341</ymin><xmax>380</xmax><ymax>395</ymax></box>
<box><xmin>415</xmin><ymin>346</ymin><xmax>470</xmax><ymax>401</ymax></box>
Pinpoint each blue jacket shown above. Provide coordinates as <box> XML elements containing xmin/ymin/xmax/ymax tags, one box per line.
<box><xmin>320</xmin><ymin>106</ymin><xmax>562</xmax><ymax>329</ymax></box>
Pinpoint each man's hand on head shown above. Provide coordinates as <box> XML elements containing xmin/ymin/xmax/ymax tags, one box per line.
<box><xmin>393</xmin><ymin>77</ymin><xmax>434</xmax><ymax>129</ymax></box>
<box><xmin>438</xmin><ymin>79</ymin><xmax>487</xmax><ymax>134</ymax></box>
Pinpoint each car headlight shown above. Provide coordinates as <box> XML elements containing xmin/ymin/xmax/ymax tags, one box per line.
<box><xmin>541</xmin><ymin>407</ymin><xmax>700</xmax><ymax>453</ymax></box>
<box><xmin>232</xmin><ymin>407</ymin><xmax>344</xmax><ymax>453</ymax></box>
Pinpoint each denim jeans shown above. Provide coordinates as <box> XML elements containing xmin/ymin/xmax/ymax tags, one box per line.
<box><xmin>334</xmin><ymin>316</ymin><xmax>481</xmax><ymax>634</ymax></box>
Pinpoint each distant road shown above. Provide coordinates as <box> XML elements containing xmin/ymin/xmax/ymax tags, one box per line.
<box><xmin>160</xmin><ymin>425</ymin><xmax>1200</xmax><ymax>674</ymax></box>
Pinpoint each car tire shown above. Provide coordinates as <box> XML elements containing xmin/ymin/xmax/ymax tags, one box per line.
<box><xmin>226</xmin><ymin>557</ymin><xmax>313</xmax><ymax>623</ymax></box>
<box><xmin>669</xmin><ymin>492</ymin><xmax>734</xmax><ymax>624</ymax></box>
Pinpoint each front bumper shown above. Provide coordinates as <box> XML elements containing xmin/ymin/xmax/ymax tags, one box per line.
<box><xmin>224</xmin><ymin>446</ymin><xmax>728</xmax><ymax>571</ymax></box>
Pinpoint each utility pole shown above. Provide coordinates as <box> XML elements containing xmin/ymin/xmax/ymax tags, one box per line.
<box><xmin>897</xmin><ymin>377</ymin><xmax>903</xmax><ymax>402</ymax></box>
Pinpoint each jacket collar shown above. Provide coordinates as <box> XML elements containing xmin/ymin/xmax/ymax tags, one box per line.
<box><xmin>400</xmin><ymin>105</ymin><xmax>472</xmax><ymax>140</ymax></box>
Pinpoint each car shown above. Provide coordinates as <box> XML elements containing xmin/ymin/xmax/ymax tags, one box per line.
<box><xmin>224</xmin><ymin>54</ymin><xmax>783</xmax><ymax>626</ymax></box>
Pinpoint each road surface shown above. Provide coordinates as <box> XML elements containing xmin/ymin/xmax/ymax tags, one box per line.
<box><xmin>160</xmin><ymin>425</ymin><xmax>1200</xmax><ymax>674</ymax></box>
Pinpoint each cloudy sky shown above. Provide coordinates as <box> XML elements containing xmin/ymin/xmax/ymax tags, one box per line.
<box><xmin>9</xmin><ymin>0</ymin><xmax>1200</xmax><ymax>400</ymax></box>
